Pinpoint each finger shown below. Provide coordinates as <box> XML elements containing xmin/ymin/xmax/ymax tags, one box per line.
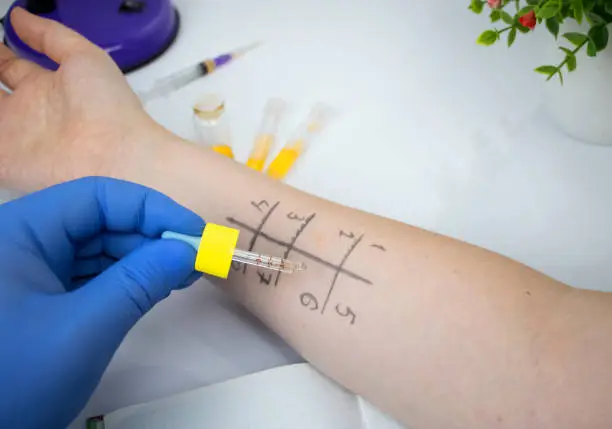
<box><xmin>72</xmin><ymin>255</ymin><xmax>116</xmax><ymax>278</ymax></box>
<box><xmin>178</xmin><ymin>271</ymin><xmax>203</xmax><ymax>290</ymax></box>
<box><xmin>60</xmin><ymin>239</ymin><xmax>197</xmax><ymax>405</ymax></box>
<box><xmin>69</xmin><ymin>276</ymin><xmax>95</xmax><ymax>291</ymax></box>
<box><xmin>10</xmin><ymin>7</ymin><xmax>99</xmax><ymax>64</ymax></box>
<box><xmin>96</xmin><ymin>179</ymin><xmax>205</xmax><ymax>237</ymax></box>
<box><xmin>71</xmin><ymin>261</ymin><xmax>200</xmax><ymax>292</ymax></box>
<box><xmin>75</xmin><ymin>240</ymin><xmax>197</xmax><ymax>322</ymax></box>
<box><xmin>77</xmin><ymin>233</ymin><xmax>149</xmax><ymax>259</ymax></box>
<box><xmin>3</xmin><ymin>177</ymin><xmax>204</xmax><ymax>279</ymax></box>
<box><xmin>0</xmin><ymin>42</ymin><xmax>45</xmax><ymax>90</ymax></box>
<box><xmin>11</xmin><ymin>176</ymin><xmax>204</xmax><ymax>243</ymax></box>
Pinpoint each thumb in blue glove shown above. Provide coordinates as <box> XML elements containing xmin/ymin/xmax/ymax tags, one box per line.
<box><xmin>0</xmin><ymin>177</ymin><xmax>204</xmax><ymax>429</ymax></box>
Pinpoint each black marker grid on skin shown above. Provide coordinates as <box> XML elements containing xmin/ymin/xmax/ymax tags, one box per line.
<box><xmin>321</xmin><ymin>234</ymin><xmax>364</xmax><ymax>314</ymax></box>
<box><xmin>226</xmin><ymin>218</ymin><xmax>372</xmax><ymax>285</ymax></box>
<box><xmin>242</xmin><ymin>201</ymin><xmax>280</xmax><ymax>274</ymax></box>
<box><xmin>226</xmin><ymin>201</ymin><xmax>381</xmax><ymax>326</ymax></box>
<box><xmin>274</xmin><ymin>212</ymin><xmax>316</xmax><ymax>287</ymax></box>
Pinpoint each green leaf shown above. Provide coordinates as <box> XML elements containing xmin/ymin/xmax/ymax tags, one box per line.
<box><xmin>572</xmin><ymin>0</ymin><xmax>584</xmax><ymax>23</ymax></box>
<box><xmin>535</xmin><ymin>65</ymin><xmax>558</xmax><ymax>75</ymax></box>
<box><xmin>537</xmin><ymin>0</ymin><xmax>561</xmax><ymax>19</ymax></box>
<box><xmin>468</xmin><ymin>0</ymin><xmax>485</xmax><ymax>14</ymax></box>
<box><xmin>490</xmin><ymin>9</ymin><xmax>501</xmax><ymax>22</ymax></box>
<box><xmin>589</xmin><ymin>25</ymin><xmax>609</xmax><ymax>51</ymax></box>
<box><xmin>546</xmin><ymin>18</ymin><xmax>560</xmax><ymax>38</ymax></box>
<box><xmin>566</xmin><ymin>54</ymin><xmax>577</xmax><ymax>71</ymax></box>
<box><xmin>587</xmin><ymin>12</ymin><xmax>605</xmax><ymax>25</ymax></box>
<box><xmin>587</xmin><ymin>39</ymin><xmax>597</xmax><ymax>56</ymax></box>
<box><xmin>563</xmin><ymin>32</ymin><xmax>589</xmax><ymax>46</ymax></box>
<box><xmin>501</xmin><ymin>11</ymin><xmax>515</xmax><ymax>24</ymax></box>
<box><xmin>519</xmin><ymin>5</ymin><xmax>535</xmax><ymax>15</ymax></box>
<box><xmin>606</xmin><ymin>2</ymin><xmax>612</xmax><ymax>16</ymax></box>
<box><xmin>517</xmin><ymin>24</ymin><xmax>530</xmax><ymax>33</ymax></box>
<box><xmin>545</xmin><ymin>69</ymin><xmax>563</xmax><ymax>85</ymax></box>
<box><xmin>560</xmin><ymin>48</ymin><xmax>578</xmax><ymax>72</ymax></box>
<box><xmin>477</xmin><ymin>30</ymin><xmax>499</xmax><ymax>46</ymax></box>
<box><xmin>508</xmin><ymin>27</ymin><xmax>517</xmax><ymax>46</ymax></box>
<box><xmin>583</xmin><ymin>0</ymin><xmax>595</xmax><ymax>13</ymax></box>
<box><xmin>526</xmin><ymin>0</ymin><xmax>539</xmax><ymax>5</ymax></box>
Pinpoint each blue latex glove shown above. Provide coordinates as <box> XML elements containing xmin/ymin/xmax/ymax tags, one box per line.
<box><xmin>0</xmin><ymin>177</ymin><xmax>204</xmax><ymax>429</ymax></box>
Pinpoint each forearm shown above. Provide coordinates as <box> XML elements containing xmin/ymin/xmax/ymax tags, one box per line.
<box><xmin>111</xmin><ymin>133</ymin><xmax>612</xmax><ymax>428</ymax></box>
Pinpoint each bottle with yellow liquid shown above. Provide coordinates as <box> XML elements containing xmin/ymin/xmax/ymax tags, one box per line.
<box><xmin>246</xmin><ymin>98</ymin><xmax>286</xmax><ymax>171</ymax></box>
<box><xmin>267</xmin><ymin>103</ymin><xmax>334</xmax><ymax>180</ymax></box>
<box><xmin>192</xmin><ymin>94</ymin><xmax>235</xmax><ymax>159</ymax></box>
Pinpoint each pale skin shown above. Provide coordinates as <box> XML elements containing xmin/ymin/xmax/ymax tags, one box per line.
<box><xmin>0</xmin><ymin>8</ymin><xmax>611</xmax><ymax>429</ymax></box>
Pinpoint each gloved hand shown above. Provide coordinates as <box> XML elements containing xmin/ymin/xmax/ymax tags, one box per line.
<box><xmin>0</xmin><ymin>177</ymin><xmax>204</xmax><ymax>429</ymax></box>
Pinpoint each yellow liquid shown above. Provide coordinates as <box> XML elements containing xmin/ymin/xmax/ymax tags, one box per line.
<box><xmin>247</xmin><ymin>135</ymin><xmax>274</xmax><ymax>171</ymax></box>
<box><xmin>246</xmin><ymin>158</ymin><xmax>265</xmax><ymax>171</ymax></box>
<box><xmin>267</xmin><ymin>148</ymin><xmax>300</xmax><ymax>180</ymax></box>
<box><xmin>212</xmin><ymin>144</ymin><xmax>235</xmax><ymax>159</ymax></box>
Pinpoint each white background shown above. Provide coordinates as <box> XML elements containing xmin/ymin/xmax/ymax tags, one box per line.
<box><xmin>3</xmin><ymin>0</ymin><xmax>612</xmax><ymax>426</ymax></box>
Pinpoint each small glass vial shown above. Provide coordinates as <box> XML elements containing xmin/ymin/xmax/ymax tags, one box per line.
<box><xmin>193</xmin><ymin>94</ymin><xmax>235</xmax><ymax>159</ymax></box>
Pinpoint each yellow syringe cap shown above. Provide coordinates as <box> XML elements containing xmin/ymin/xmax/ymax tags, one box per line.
<box><xmin>195</xmin><ymin>223</ymin><xmax>240</xmax><ymax>279</ymax></box>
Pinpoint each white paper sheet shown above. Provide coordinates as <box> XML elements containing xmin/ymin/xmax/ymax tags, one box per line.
<box><xmin>104</xmin><ymin>364</ymin><xmax>404</xmax><ymax>429</ymax></box>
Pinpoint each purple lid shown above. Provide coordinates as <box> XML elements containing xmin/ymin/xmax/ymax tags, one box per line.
<box><xmin>4</xmin><ymin>0</ymin><xmax>180</xmax><ymax>72</ymax></box>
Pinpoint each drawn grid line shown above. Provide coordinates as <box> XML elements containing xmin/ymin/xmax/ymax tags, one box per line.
<box><xmin>243</xmin><ymin>201</ymin><xmax>280</xmax><ymax>274</ymax></box>
<box><xmin>274</xmin><ymin>213</ymin><xmax>316</xmax><ymax>287</ymax></box>
<box><xmin>321</xmin><ymin>234</ymin><xmax>364</xmax><ymax>314</ymax></box>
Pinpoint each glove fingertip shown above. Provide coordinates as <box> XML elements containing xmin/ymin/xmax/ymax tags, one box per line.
<box><xmin>144</xmin><ymin>239</ymin><xmax>198</xmax><ymax>280</ymax></box>
<box><xmin>177</xmin><ymin>271</ymin><xmax>203</xmax><ymax>290</ymax></box>
<box><xmin>80</xmin><ymin>240</ymin><xmax>198</xmax><ymax>317</ymax></box>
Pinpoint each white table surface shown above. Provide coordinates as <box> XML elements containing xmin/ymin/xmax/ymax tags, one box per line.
<box><xmin>4</xmin><ymin>0</ymin><xmax>612</xmax><ymax>426</ymax></box>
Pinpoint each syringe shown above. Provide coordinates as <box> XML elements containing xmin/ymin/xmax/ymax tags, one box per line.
<box><xmin>246</xmin><ymin>98</ymin><xmax>287</xmax><ymax>171</ymax></box>
<box><xmin>138</xmin><ymin>42</ymin><xmax>261</xmax><ymax>103</ymax></box>
<box><xmin>266</xmin><ymin>103</ymin><xmax>334</xmax><ymax>180</ymax></box>
<box><xmin>162</xmin><ymin>225</ymin><xmax>306</xmax><ymax>279</ymax></box>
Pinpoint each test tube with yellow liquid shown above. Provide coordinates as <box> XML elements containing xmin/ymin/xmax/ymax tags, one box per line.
<box><xmin>246</xmin><ymin>98</ymin><xmax>286</xmax><ymax>171</ymax></box>
<box><xmin>193</xmin><ymin>94</ymin><xmax>235</xmax><ymax>159</ymax></box>
<box><xmin>267</xmin><ymin>103</ymin><xmax>334</xmax><ymax>180</ymax></box>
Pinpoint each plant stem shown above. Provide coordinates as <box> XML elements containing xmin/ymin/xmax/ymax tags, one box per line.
<box><xmin>556</xmin><ymin>39</ymin><xmax>588</xmax><ymax>71</ymax></box>
<box><xmin>497</xmin><ymin>26</ymin><xmax>513</xmax><ymax>35</ymax></box>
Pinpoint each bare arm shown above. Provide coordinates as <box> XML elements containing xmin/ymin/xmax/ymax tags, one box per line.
<box><xmin>111</xmin><ymin>132</ymin><xmax>612</xmax><ymax>429</ymax></box>
<box><xmin>1</xmin><ymin>9</ymin><xmax>610</xmax><ymax>429</ymax></box>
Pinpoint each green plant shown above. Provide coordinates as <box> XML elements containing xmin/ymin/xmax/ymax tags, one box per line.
<box><xmin>470</xmin><ymin>0</ymin><xmax>612</xmax><ymax>83</ymax></box>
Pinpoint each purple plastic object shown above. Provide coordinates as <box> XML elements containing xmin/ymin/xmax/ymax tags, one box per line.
<box><xmin>3</xmin><ymin>0</ymin><xmax>180</xmax><ymax>72</ymax></box>
<box><xmin>214</xmin><ymin>53</ymin><xmax>232</xmax><ymax>67</ymax></box>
